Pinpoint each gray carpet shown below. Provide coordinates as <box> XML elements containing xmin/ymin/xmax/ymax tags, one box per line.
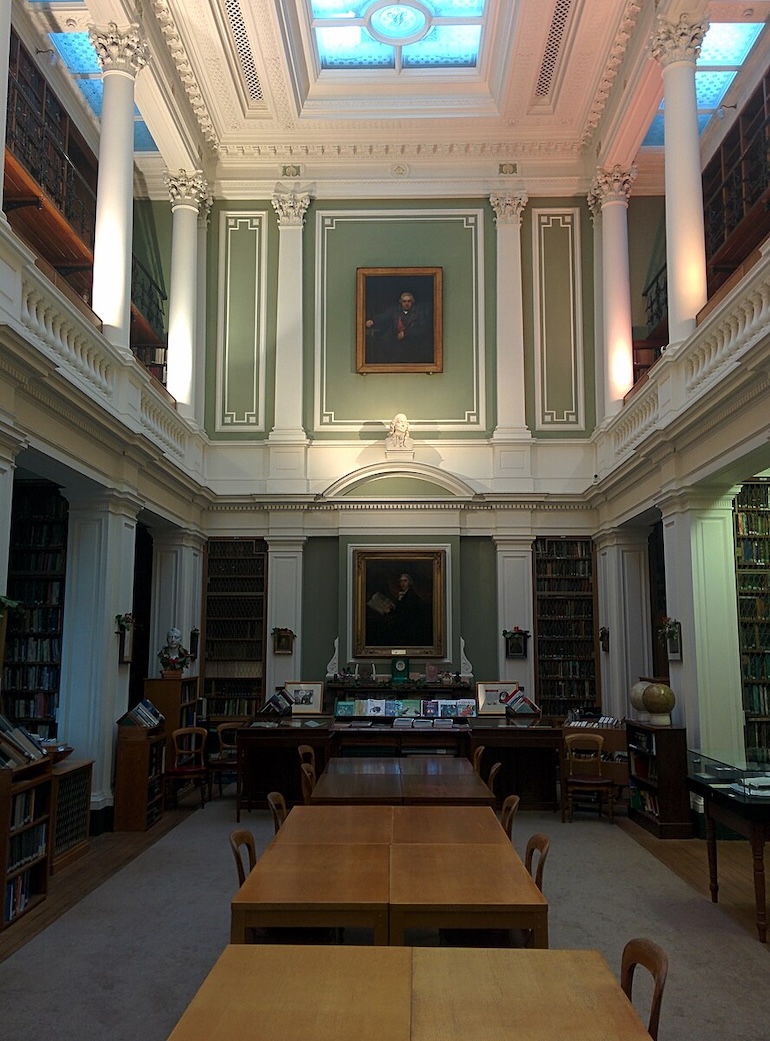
<box><xmin>0</xmin><ymin>791</ymin><xmax>768</xmax><ymax>1040</ymax></box>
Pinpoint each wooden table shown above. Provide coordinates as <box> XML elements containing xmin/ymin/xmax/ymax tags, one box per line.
<box><xmin>389</xmin><ymin>842</ymin><xmax>548</xmax><ymax>947</ymax></box>
<box><xmin>273</xmin><ymin>804</ymin><xmax>508</xmax><ymax>846</ymax></box>
<box><xmin>230</xmin><ymin>841</ymin><xmax>390</xmax><ymax>944</ymax></box>
<box><xmin>167</xmin><ymin>945</ymin><xmax>651</xmax><ymax>1041</ymax></box>
<box><xmin>311</xmin><ymin>755</ymin><xmax>495</xmax><ymax>805</ymax></box>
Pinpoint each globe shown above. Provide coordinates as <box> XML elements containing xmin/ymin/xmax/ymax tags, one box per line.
<box><xmin>629</xmin><ymin>681</ymin><xmax>650</xmax><ymax>721</ymax></box>
<box><xmin>642</xmin><ymin>682</ymin><xmax>676</xmax><ymax>726</ymax></box>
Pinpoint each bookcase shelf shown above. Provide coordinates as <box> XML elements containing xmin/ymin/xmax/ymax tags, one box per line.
<box><xmin>2</xmin><ymin>482</ymin><xmax>68</xmax><ymax>738</ymax></box>
<box><xmin>734</xmin><ymin>479</ymin><xmax>770</xmax><ymax>764</ymax></box>
<box><xmin>533</xmin><ymin>537</ymin><xmax>599</xmax><ymax>717</ymax></box>
<box><xmin>1</xmin><ymin>757</ymin><xmax>52</xmax><ymax>929</ymax></box>
<box><xmin>626</xmin><ymin>722</ymin><xmax>692</xmax><ymax>838</ymax></box>
<box><xmin>143</xmin><ymin>676</ymin><xmax>199</xmax><ymax>759</ymax></box>
<box><xmin>202</xmin><ymin>539</ymin><xmax>267</xmax><ymax>722</ymax></box>
<box><xmin>113</xmin><ymin>724</ymin><xmax>165</xmax><ymax>832</ymax></box>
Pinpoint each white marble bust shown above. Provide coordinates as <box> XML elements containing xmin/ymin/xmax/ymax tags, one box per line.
<box><xmin>385</xmin><ymin>412</ymin><xmax>414</xmax><ymax>450</ymax></box>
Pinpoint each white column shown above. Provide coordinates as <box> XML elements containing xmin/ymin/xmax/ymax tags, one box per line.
<box><xmin>658</xmin><ymin>489</ymin><xmax>744</xmax><ymax>756</ymax></box>
<box><xmin>588</xmin><ymin>166</ymin><xmax>636</xmax><ymax>419</ymax></box>
<box><xmin>489</xmin><ymin>192</ymin><xmax>530</xmax><ymax>439</ymax></box>
<box><xmin>265</xmin><ymin>537</ymin><xmax>306</xmax><ymax>696</ymax></box>
<box><xmin>194</xmin><ymin>208</ymin><xmax>210</xmax><ymax>426</ymax></box>
<box><xmin>89</xmin><ymin>23</ymin><xmax>149</xmax><ymax>352</ymax></box>
<box><xmin>164</xmin><ymin>169</ymin><xmax>211</xmax><ymax>416</ymax></box>
<box><xmin>270</xmin><ymin>190</ymin><xmax>310</xmax><ymax>442</ymax></box>
<box><xmin>651</xmin><ymin>13</ymin><xmax>709</xmax><ymax>346</ymax></box>
<box><xmin>149</xmin><ymin>530</ymin><xmax>205</xmax><ymax>680</ymax></box>
<box><xmin>494</xmin><ymin>537</ymin><xmax>535</xmax><ymax>695</ymax></box>
<box><xmin>57</xmin><ymin>490</ymin><xmax>142</xmax><ymax>813</ymax></box>
<box><xmin>0</xmin><ymin>1</ymin><xmax>11</xmax><ymax>211</ymax></box>
<box><xmin>0</xmin><ymin>425</ymin><xmax>28</xmax><ymax>592</ymax></box>
<box><xmin>594</xmin><ymin>528</ymin><xmax>652</xmax><ymax>720</ymax></box>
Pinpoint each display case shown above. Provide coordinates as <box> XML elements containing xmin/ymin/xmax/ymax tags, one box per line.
<box><xmin>688</xmin><ymin>748</ymin><xmax>770</xmax><ymax>801</ymax></box>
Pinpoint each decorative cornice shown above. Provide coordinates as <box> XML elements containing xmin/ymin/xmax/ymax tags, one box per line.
<box><xmin>489</xmin><ymin>191</ymin><xmax>529</xmax><ymax>226</ymax></box>
<box><xmin>216</xmin><ymin>139</ymin><xmax>581</xmax><ymax>161</ymax></box>
<box><xmin>650</xmin><ymin>13</ymin><xmax>709</xmax><ymax>68</ymax></box>
<box><xmin>581</xmin><ymin>0</ymin><xmax>643</xmax><ymax>147</ymax></box>
<box><xmin>164</xmin><ymin>168</ymin><xmax>211</xmax><ymax>210</ymax></box>
<box><xmin>88</xmin><ymin>22</ymin><xmax>150</xmax><ymax>77</ymax></box>
<box><xmin>205</xmin><ymin>498</ymin><xmax>593</xmax><ymax>514</ymax></box>
<box><xmin>271</xmin><ymin>189</ymin><xmax>311</xmax><ymax>227</ymax></box>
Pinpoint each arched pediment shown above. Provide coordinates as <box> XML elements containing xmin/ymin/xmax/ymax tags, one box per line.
<box><xmin>321</xmin><ymin>462</ymin><xmax>477</xmax><ymax>499</ymax></box>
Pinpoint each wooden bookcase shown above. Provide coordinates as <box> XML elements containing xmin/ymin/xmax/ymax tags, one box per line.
<box><xmin>733</xmin><ymin>479</ymin><xmax>770</xmax><ymax>763</ymax></box>
<box><xmin>2</xmin><ymin>481</ymin><xmax>68</xmax><ymax>738</ymax></box>
<box><xmin>533</xmin><ymin>537</ymin><xmax>599</xmax><ymax>718</ymax></box>
<box><xmin>626</xmin><ymin>722</ymin><xmax>692</xmax><ymax>838</ymax></box>
<box><xmin>50</xmin><ymin>758</ymin><xmax>93</xmax><ymax>873</ymax></box>
<box><xmin>202</xmin><ymin>539</ymin><xmax>266</xmax><ymax>723</ymax></box>
<box><xmin>143</xmin><ymin>675</ymin><xmax>199</xmax><ymax>759</ymax></box>
<box><xmin>1</xmin><ymin>757</ymin><xmax>52</xmax><ymax>929</ymax></box>
<box><xmin>113</xmin><ymin>723</ymin><xmax>165</xmax><ymax>832</ymax></box>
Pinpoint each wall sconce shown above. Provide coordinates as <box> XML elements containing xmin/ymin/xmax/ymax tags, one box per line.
<box><xmin>272</xmin><ymin>627</ymin><xmax>296</xmax><ymax>655</ymax></box>
<box><xmin>36</xmin><ymin>47</ymin><xmax>57</xmax><ymax>67</ymax></box>
<box><xmin>189</xmin><ymin>627</ymin><xmax>200</xmax><ymax>661</ymax></box>
<box><xmin>717</xmin><ymin>103</ymin><xmax>737</xmax><ymax>119</ymax></box>
<box><xmin>599</xmin><ymin>627</ymin><xmax>610</xmax><ymax>653</ymax></box>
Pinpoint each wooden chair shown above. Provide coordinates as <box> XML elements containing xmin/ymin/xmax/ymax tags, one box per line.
<box><xmin>267</xmin><ymin>791</ymin><xmax>287</xmax><ymax>834</ymax></box>
<box><xmin>164</xmin><ymin>726</ymin><xmax>209</xmax><ymax>808</ymax></box>
<box><xmin>620</xmin><ymin>937</ymin><xmax>669</xmax><ymax>1040</ymax></box>
<box><xmin>501</xmin><ymin>794</ymin><xmax>520</xmax><ymax>840</ymax></box>
<box><xmin>229</xmin><ymin>828</ymin><xmax>257</xmax><ymax>887</ymax></box>
<box><xmin>300</xmin><ymin>762</ymin><xmax>316</xmax><ymax>805</ymax></box>
<box><xmin>525</xmin><ymin>832</ymin><xmax>550</xmax><ymax>892</ymax></box>
<box><xmin>562</xmin><ymin>732</ymin><xmax>615</xmax><ymax>822</ymax></box>
<box><xmin>472</xmin><ymin>744</ymin><xmax>486</xmax><ymax>775</ymax></box>
<box><xmin>487</xmin><ymin>761</ymin><xmax>501</xmax><ymax>796</ymax></box>
<box><xmin>298</xmin><ymin>744</ymin><xmax>316</xmax><ymax>773</ymax></box>
<box><xmin>207</xmin><ymin>721</ymin><xmax>241</xmax><ymax>800</ymax></box>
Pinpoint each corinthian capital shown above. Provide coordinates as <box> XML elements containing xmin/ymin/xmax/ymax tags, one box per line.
<box><xmin>650</xmin><ymin>13</ymin><xmax>709</xmax><ymax>68</ymax></box>
<box><xmin>587</xmin><ymin>165</ymin><xmax>637</xmax><ymax>216</ymax></box>
<box><xmin>89</xmin><ymin>22</ymin><xmax>150</xmax><ymax>76</ymax></box>
<box><xmin>489</xmin><ymin>191</ymin><xmax>529</xmax><ymax>226</ymax></box>
<box><xmin>164</xmin><ymin>169</ymin><xmax>211</xmax><ymax>212</ymax></box>
<box><xmin>271</xmin><ymin>190</ymin><xmax>311</xmax><ymax>227</ymax></box>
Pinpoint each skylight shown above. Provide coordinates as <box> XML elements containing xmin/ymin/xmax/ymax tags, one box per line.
<box><xmin>642</xmin><ymin>21</ymin><xmax>763</xmax><ymax>147</ymax></box>
<box><xmin>309</xmin><ymin>0</ymin><xmax>486</xmax><ymax>72</ymax></box>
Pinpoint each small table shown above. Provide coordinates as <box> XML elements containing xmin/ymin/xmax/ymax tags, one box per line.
<box><xmin>389</xmin><ymin>842</ymin><xmax>548</xmax><ymax>947</ymax></box>
<box><xmin>230</xmin><ymin>841</ymin><xmax>390</xmax><ymax>944</ymax></box>
<box><xmin>166</xmin><ymin>945</ymin><xmax>650</xmax><ymax>1041</ymax></box>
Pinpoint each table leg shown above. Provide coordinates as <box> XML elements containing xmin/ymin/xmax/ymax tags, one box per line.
<box><xmin>529</xmin><ymin>913</ymin><xmax>549</xmax><ymax>949</ymax></box>
<box><xmin>230</xmin><ymin>909</ymin><xmax>247</xmax><ymax>943</ymax></box>
<box><xmin>749</xmin><ymin>831</ymin><xmax>767</xmax><ymax>943</ymax></box>
<box><xmin>706</xmin><ymin>810</ymin><xmax>719</xmax><ymax>904</ymax></box>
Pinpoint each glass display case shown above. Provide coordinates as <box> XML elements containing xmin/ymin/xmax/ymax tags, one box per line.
<box><xmin>688</xmin><ymin>748</ymin><xmax>770</xmax><ymax>801</ymax></box>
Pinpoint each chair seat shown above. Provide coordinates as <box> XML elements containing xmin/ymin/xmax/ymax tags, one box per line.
<box><xmin>567</xmin><ymin>776</ymin><xmax>614</xmax><ymax>788</ymax></box>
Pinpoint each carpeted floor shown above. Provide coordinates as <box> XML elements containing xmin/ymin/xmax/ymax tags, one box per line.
<box><xmin>1</xmin><ymin>793</ymin><xmax>769</xmax><ymax>1040</ymax></box>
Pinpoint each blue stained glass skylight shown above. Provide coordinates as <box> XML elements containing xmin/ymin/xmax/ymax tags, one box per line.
<box><xmin>310</xmin><ymin>0</ymin><xmax>486</xmax><ymax>73</ymax></box>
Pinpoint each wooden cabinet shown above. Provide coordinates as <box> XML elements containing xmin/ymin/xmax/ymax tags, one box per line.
<box><xmin>626</xmin><ymin>722</ymin><xmax>692</xmax><ymax>838</ymax></box>
<box><xmin>533</xmin><ymin>537</ymin><xmax>599</xmax><ymax>718</ymax></box>
<box><xmin>50</xmin><ymin>758</ymin><xmax>93</xmax><ymax>873</ymax></box>
<box><xmin>202</xmin><ymin>539</ymin><xmax>266</xmax><ymax>723</ymax></box>
<box><xmin>733</xmin><ymin>479</ymin><xmax>770</xmax><ymax>763</ymax></box>
<box><xmin>113</xmin><ymin>724</ymin><xmax>165</xmax><ymax>832</ymax></box>
<box><xmin>1</xmin><ymin>758</ymin><xmax>52</xmax><ymax>929</ymax></box>
<box><xmin>2</xmin><ymin>481</ymin><xmax>68</xmax><ymax>738</ymax></box>
<box><xmin>144</xmin><ymin>675</ymin><xmax>199</xmax><ymax>759</ymax></box>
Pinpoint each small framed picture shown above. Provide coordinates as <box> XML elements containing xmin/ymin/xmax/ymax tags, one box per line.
<box><xmin>476</xmin><ymin>682</ymin><xmax>521</xmax><ymax>715</ymax></box>
<box><xmin>666</xmin><ymin>622</ymin><xmax>682</xmax><ymax>662</ymax></box>
<box><xmin>504</xmin><ymin>632</ymin><xmax>528</xmax><ymax>659</ymax></box>
<box><xmin>284</xmin><ymin>681</ymin><xmax>325</xmax><ymax>714</ymax></box>
<box><xmin>272</xmin><ymin>628</ymin><xmax>295</xmax><ymax>655</ymax></box>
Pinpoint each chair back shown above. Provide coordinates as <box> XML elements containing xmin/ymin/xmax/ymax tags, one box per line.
<box><xmin>501</xmin><ymin>794</ymin><xmax>520</xmax><ymax>840</ymax></box>
<box><xmin>298</xmin><ymin>744</ymin><xmax>316</xmax><ymax>772</ymax></box>
<box><xmin>229</xmin><ymin>828</ymin><xmax>257</xmax><ymax>887</ymax></box>
<box><xmin>267</xmin><ymin>791</ymin><xmax>287</xmax><ymax>833</ymax></box>
<box><xmin>171</xmin><ymin>726</ymin><xmax>208</xmax><ymax>768</ymax></box>
<box><xmin>564</xmin><ymin>732</ymin><xmax>605</xmax><ymax>778</ymax></box>
<box><xmin>472</xmin><ymin>745</ymin><xmax>486</xmax><ymax>775</ymax></box>
<box><xmin>215</xmin><ymin>721</ymin><xmax>241</xmax><ymax>756</ymax></box>
<box><xmin>525</xmin><ymin>832</ymin><xmax>550</xmax><ymax>892</ymax></box>
<box><xmin>300</xmin><ymin>762</ymin><xmax>316</xmax><ymax>805</ymax></box>
<box><xmin>486</xmin><ymin>761</ymin><xmax>501</xmax><ymax>795</ymax></box>
<box><xmin>620</xmin><ymin>937</ymin><xmax>669</xmax><ymax>1040</ymax></box>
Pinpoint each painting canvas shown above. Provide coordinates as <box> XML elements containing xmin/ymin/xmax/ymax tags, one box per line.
<box><xmin>354</xmin><ymin>549</ymin><xmax>445</xmax><ymax>658</ymax></box>
<box><xmin>356</xmin><ymin>267</ymin><xmax>443</xmax><ymax>373</ymax></box>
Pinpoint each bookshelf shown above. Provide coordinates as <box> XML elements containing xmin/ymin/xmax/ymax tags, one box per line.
<box><xmin>1</xmin><ymin>757</ymin><xmax>52</xmax><ymax>929</ymax></box>
<box><xmin>50</xmin><ymin>759</ymin><xmax>93</xmax><ymax>873</ymax></box>
<box><xmin>533</xmin><ymin>537</ymin><xmax>599</xmax><ymax>718</ymax></box>
<box><xmin>733</xmin><ymin>479</ymin><xmax>770</xmax><ymax>763</ymax></box>
<box><xmin>626</xmin><ymin>722</ymin><xmax>692</xmax><ymax>838</ymax></box>
<box><xmin>143</xmin><ymin>675</ymin><xmax>199</xmax><ymax>759</ymax></box>
<box><xmin>2</xmin><ymin>482</ymin><xmax>68</xmax><ymax>738</ymax></box>
<box><xmin>113</xmin><ymin>721</ymin><xmax>165</xmax><ymax>832</ymax></box>
<box><xmin>202</xmin><ymin>539</ymin><xmax>266</xmax><ymax>723</ymax></box>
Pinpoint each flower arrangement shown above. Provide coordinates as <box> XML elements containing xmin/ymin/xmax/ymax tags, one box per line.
<box><xmin>502</xmin><ymin>626</ymin><xmax>530</xmax><ymax>639</ymax></box>
<box><xmin>657</xmin><ymin>617</ymin><xmax>680</xmax><ymax>645</ymax></box>
<box><xmin>115</xmin><ymin>612</ymin><xmax>136</xmax><ymax>632</ymax></box>
<box><xmin>0</xmin><ymin>594</ymin><xmax>19</xmax><ymax>617</ymax></box>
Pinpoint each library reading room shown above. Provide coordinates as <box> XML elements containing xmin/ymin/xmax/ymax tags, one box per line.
<box><xmin>2</xmin><ymin>1</ymin><xmax>770</xmax><ymax>1039</ymax></box>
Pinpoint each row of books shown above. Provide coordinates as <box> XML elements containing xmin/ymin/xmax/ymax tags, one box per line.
<box><xmin>735</xmin><ymin>513</ymin><xmax>770</xmax><ymax>535</ymax></box>
<box><xmin>335</xmin><ymin>698</ymin><xmax>477</xmax><ymax>719</ymax></box>
<box><xmin>0</xmin><ymin>714</ymin><xmax>47</xmax><ymax>768</ymax></box>
<box><xmin>3</xmin><ymin>693</ymin><xmax>57</xmax><ymax>720</ymax></box>
<box><xmin>2</xmin><ymin>663</ymin><xmax>60</xmax><ymax>691</ymax></box>
<box><xmin>116</xmin><ymin>699</ymin><xmax>165</xmax><ymax>728</ymax></box>
<box><xmin>7</xmin><ymin>823</ymin><xmax>47</xmax><ymax>873</ymax></box>
<box><xmin>4</xmin><ymin>871</ymin><xmax>33</xmax><ymax>922</ymax></box>
<box><xmin>4</xmin><ymin>635</ymin><xmax>62</xmax><ymax>662</ymax></box>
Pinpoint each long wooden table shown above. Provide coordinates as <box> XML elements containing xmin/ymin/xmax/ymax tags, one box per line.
<box><xmin>311</xmin><ymin>755</ymin><xmax>495</xmax><ymax>805</ymax></box>
<box><xmin>167</xmin><ymin>945</ymin><xmax>652</xmax><ymax>1041</ymax></box>
<box><xmin>230</xmin><ymin>805</ymin><xmax>546</xmax><ymax>946</ymax></box>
